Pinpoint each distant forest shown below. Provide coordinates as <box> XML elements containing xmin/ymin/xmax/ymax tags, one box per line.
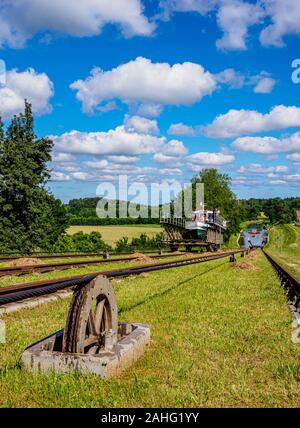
<box><xmin>67</xmin><ymin>198</ymin><xmax>159</xmax><ymax>225</ymax></box>
<box><xmin>67</xmin><ymin>196</ymin><xmax>300</xmax><ymax>226</ymax></box>
<box><xmin>240</xmin><ymin>197</ymin><xmax>300</xmax><ymax>224</ymax></box>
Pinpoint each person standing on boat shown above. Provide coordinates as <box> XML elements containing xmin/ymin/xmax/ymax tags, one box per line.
<box><xmin>213</xmin><ymin>208</ymin><xmax>217</xmax><ymax>223</ymax></box>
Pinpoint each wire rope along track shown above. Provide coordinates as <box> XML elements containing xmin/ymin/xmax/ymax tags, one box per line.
<box><xmin>0</xmin><ymin>250</ymin><xmax>245</xmax><ymax>306</ymax></box>
<box><xmin>0</xmin><ymin>252</ymin><xmax>190</xmax><ymax>278</ymax></box>
<box><xmin>262</xmin><ymin>250</ymin><xmax>300</xmax><ymax>311</ymax></box>
<box><xmin>0</xmin><ymin>249</ymin><xmax>174</xmax><ymax>263</ymax></box>
<box><xmin>0</xmin><ymin>248</ymin><xmax>223</xmax><ymax>263</ymax></box>
<box><xmin>0</xmin><ymin>253</ymin><xmax>106</xmax><ymax>262</ymax></box>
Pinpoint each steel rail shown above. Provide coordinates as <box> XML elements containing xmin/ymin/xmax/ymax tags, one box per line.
<box><xmin>0</xmin><ymin>253</ymin><xmax>105</xmax><ymax>262</ymax></box>
<box><xmin>0</xmin><ymin>250</ymin><xmax>170</xmax><ymax>263</ymax></box>
<box><xmin>0</xmin><ymin>252</ymin><xmax>189</xmax><ymax>278</ymax></box>
<box><xmin>0</xmin><ymin>248</ymin><xmax>228</xmax><ymax>263</ymax></box>
<box><xmin>263</xmin><ymin>250</ymin><xmax>300</xmax><ymax>310</ymax></box>
<box><xmin>0</xmin><ymin>249</ymin><xmax>159</xmax><ymax>256</ymax></box>
<box><xmin>0</xmin><ymin>250</ymin><xmax>244</xmax><ymax>306</ymax></box>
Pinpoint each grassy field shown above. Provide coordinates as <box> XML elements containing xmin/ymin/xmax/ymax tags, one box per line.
<box><xmin>67</xmin><ymin>225</ymin><xmax>162</xmax><ymax>246</ymax></box>
<box><xmin>0</xmin><ymin>251</ymin><xmax>299</xmax><ymax>407</ymax></box>
<box><xmin>265</xmin><ymin>224</ymin><xmax>300</xmax><ymax>279</ymax></box>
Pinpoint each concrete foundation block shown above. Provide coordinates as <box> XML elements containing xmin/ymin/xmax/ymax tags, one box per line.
<box><xmin>21</xmin><ymin>323</ymin><xmax>150</xmax><ymax>379</ymax></box>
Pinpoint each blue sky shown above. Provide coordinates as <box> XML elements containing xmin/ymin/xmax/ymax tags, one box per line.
<box><xmin>0</xmin><ymin>0</ymin><xmax>300</xmax><ymax>203</ymax></box>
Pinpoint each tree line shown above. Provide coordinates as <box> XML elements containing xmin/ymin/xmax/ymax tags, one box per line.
<box><xmin>239</xmin><ymin>197</ymin><xmax>299</xmax><ymax>224</ymax></box>
<box><xmin>68</xmin><ymin>171</ymin><xmax>300</xmax><ymax>235</ymax></box>
<box><xmin>68</xmin><ymin>198</ymin><xmax>159</xmax><ymax>225</ymax></box>
<box><xmin>0</xmin><ymin>101</ymin><xmax>68</xmax><ymax>252</ymax></box>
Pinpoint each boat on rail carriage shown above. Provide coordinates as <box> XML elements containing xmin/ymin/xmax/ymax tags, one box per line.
<box><xmin>160</xmin><ymin>208</ymin><xmax>227</xmax><ymax>252</ymax></box>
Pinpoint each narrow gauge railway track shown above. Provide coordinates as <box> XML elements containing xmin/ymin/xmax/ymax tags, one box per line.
<box><xmin>0</xmin><ymin>250</ymin><xmax>245</xmax><ymax>306</ymax></box>
<box><xmin>0</xmin><ymin>248</ymin><xmax>221</xmax><ymax>263</ymax></box>
<box><xmin>0</xmin><ymin>250</ymin><xmax>171</xmax><ymax>263</ymax></box>
<box><xmin>263</xmin><ymin>250</ymin><xmax>300</xmax><ymax>311</ymax></box>
<box><xmin>0</xmin><ymin>253</ymin><xmax>105</xmax><ymax>262</ymax></box>
<box><xmin>0</xmin><ymin>252</ymin><xmax>189</xmax><ymax>278</ymax></box>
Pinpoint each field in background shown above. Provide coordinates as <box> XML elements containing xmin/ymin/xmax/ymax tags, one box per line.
<box><xmin>266</xmin><ymin>224</ymin><xmax>300</xmax><ymax>279</ymax></box>
<box><xmin>67</xmin><ymin>225</ymin><xmax>162</xmax><ymax>247</ymax></box>
<box><xmin>1</xmin><ymin>251</ymin><xmax>299</xmax><ymax>407</ymax></box>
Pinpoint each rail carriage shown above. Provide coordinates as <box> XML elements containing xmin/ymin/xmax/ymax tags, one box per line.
<box><xmin>160</xmin><ymin>209</ymin><xmax>227</xmax><ymax>252</ymax></box>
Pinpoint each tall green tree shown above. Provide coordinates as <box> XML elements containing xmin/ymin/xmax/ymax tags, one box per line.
<box><xmin>187</xmin><ymin>168</ymin><xmax>242</xmax><ymax>239</ymax></box>
<box><xmin>0</xmin><ymin>101</ymin><xmax>68</xmax><ymax>251</ymax></box>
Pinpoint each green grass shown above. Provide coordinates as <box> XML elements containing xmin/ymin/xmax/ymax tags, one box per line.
<box><xmin>265</xmin><ymin>224</ymin><xmax>300</xmax><ymax>279</ymax></box>
<box><xmin>0</xmin><ymin>251</ymin><xmax>299</xmax><ymax>408</ymax></box>
<box><xmin>224</xmin><ymin>234</ymin><xmax>239</xmax><ymax>249</ymax></box>
<box><xmin>67</xmin><ymin>225</ymin><xmax>162</xmax><ymax>246</ymax></box>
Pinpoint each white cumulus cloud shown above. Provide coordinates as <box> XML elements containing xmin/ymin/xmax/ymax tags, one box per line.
<box><xmin>253</xmin><ymin>76</ymin><xmax>276</xmax><ymax>94</ymax></box>
<box><xmin>186</xmin><ymin>152</ymin><xmax>235</xmax><ymax>170</ymax></box>
<box><xmin>216</xmin><ymin>0</ymin><xmax>264</xmax><ymax>51</ymax></box>
<box><xmin>162</xmin><ymin>139</ymin><xmax>188</xmax><ymax>156</ymax></box>
<box><xmin>215</xmin><ymin>68</ymin><xmax>246</xmax><ymax>89</ymax></box>
<box><xmin>51</xmin><ymin>126</ymin><xmax>166</xmax><ymax>156</ymax></box>
<box><xmin>260</xmin><ymin>0</ymin><xmax>300</xmax><ymax>47</ymax></box>
<box><xmin>286</xmin><ymin>153</ymin><xmax>300</xmax><ymax>163</ymax></box>
<box><xmin>232</xmin><ymin>133</ymin><xmax>300</xmax><ymax>155</ymax></box>
<box><xmin>52</xmin><ymin>153</ymin><xmax>75</xmax><ymax>162</ymax></box>
<box><xmin>205</xmin><ymin>105</ymin><xmax>300</xmax><ymax>138</ymax></box>
<box><xmin>153</xmin><ymin>139</ymin><xmax>188</xmax><ymax>165</ymax></box>
<box><xmin>159</xmin><ymin>0</ymin><xmax>217</xmax><ymax>19</ymax></box>
<box><xmin>167</xmin><ymin>123</ymin><xmax>196</xmax><ymax>136</ymax></box>
<box><xmin>269</xmin><ymin>179</ymin><xmax>287</xmax><ymax>185</ymax></box>
<box><xmin>70</xmin><ymin>57</ymin><xmax>217</xmax><ymax>114</ymax></box>
<box><xmin>0</xmin><ymin>68</ymin><xmax>54</xmax><ymax>120</ymax></box>
<box><xmin>0</xmin><ymin>0</ymin><xmax>154</xmax><ymax>48</ymax></box>
<box><xmin>285</xmin><ymin>174</ymin><xmax>300</xmax><ymax>182</ymax></box>
<box><xmin>124</xmin><ymin>115</ymin><xmax>159</xmax><ymax>135</ymax></box>
<box><xmin>107</xmin><ymin>155</ymin><xmax>140</xmax><ymax>164</ymax></box>
<box><xmin>51</xmin><ymin>171</ymin><xmax>71</xmax><ymax>182</ymax></box>
<box><xmin>135</xmin><ymin>103</ymin><xmax>163</xmax><ymax>118</ymax></box>
<box><xmin>159</xmin><ymin>0</ymin><xmax>300</xmax><ymax>51</ymax></box>
<box><xmin>238</xmin><ymin>163</ymin><xmax>288</xmax><ymax>174</ymax></box>
<box><xmin>216</xmin><ymin>68</ymin><xmax>276</xmax><ymax>93</ymax></box>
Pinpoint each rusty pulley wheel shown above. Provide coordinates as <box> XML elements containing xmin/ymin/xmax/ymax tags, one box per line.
<box><xmin>62</xmin><ymin>275</ymin><xmax>118</xmax><ymax>354</ymax></box>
